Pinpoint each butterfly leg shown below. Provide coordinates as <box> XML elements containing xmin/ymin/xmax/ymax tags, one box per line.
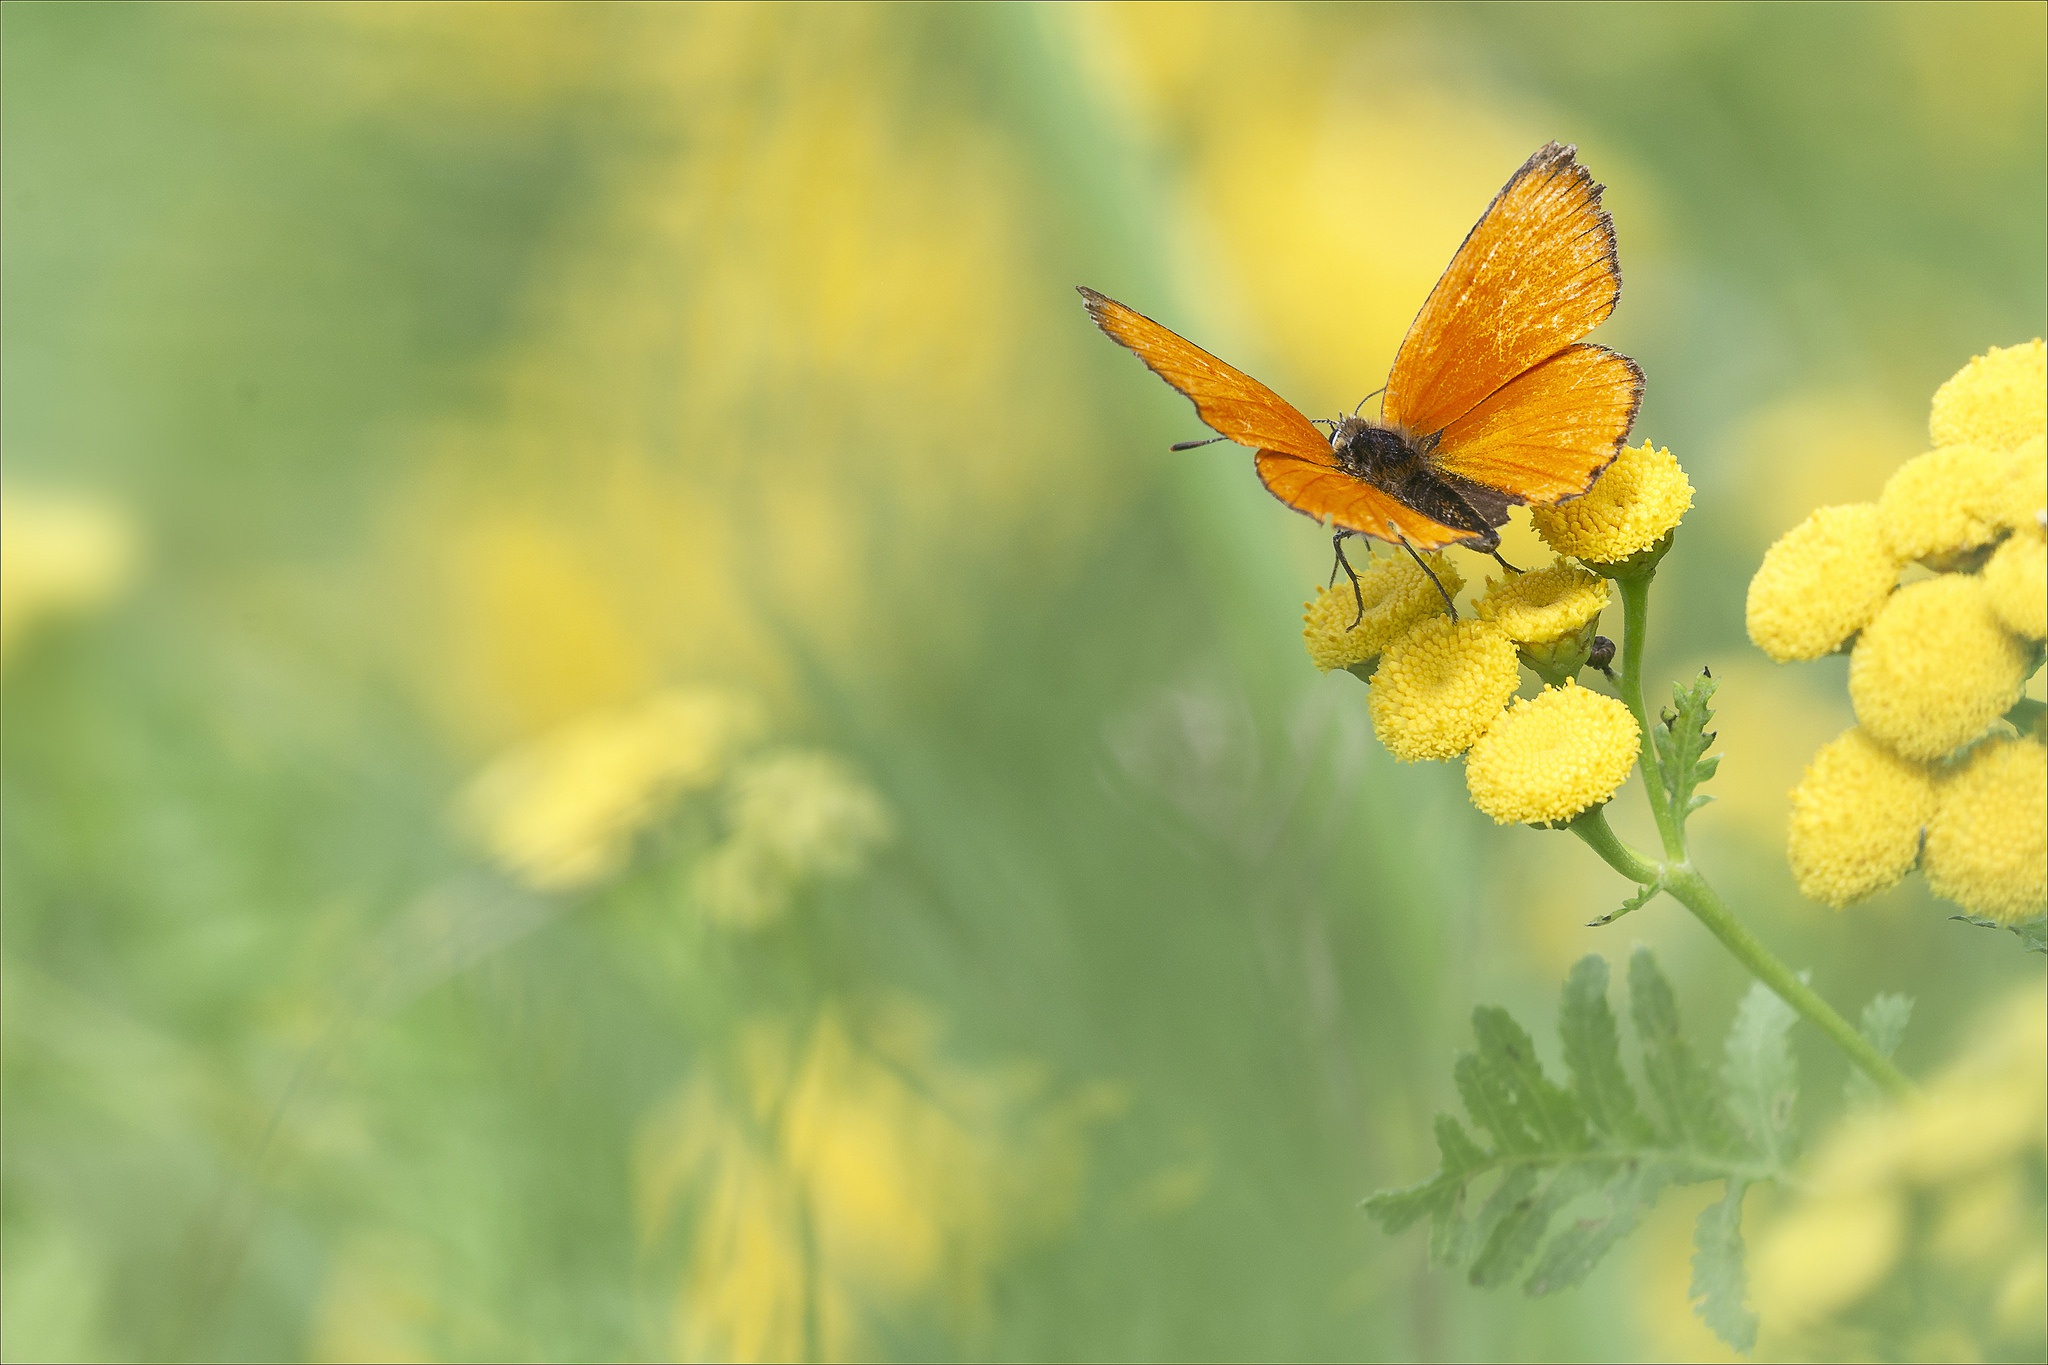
<box><xmin>1392</xmin><ymin>530</ymin><xmax>1459</xmax><ymax>619</ymax></box>
<box><xmin>1491</xmin><ymin>549</ymin><xmax>1523</xmax><ymax>574</ymax></box>
<box><xmin>1330</xmin><ymin>531</ymin><xmax>1367</xmax><ymax>628</ymax></box>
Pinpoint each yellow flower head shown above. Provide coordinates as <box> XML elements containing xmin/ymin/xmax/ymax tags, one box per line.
<box><xmin>1474</xmin><ymin>559</ymin><xmax>1608</xmax><ymax>644</ymax></box>
<box><xmin>1786</xmin><ymin>727</ymin><xmax>1937</xmax><ymax>908</ymax></box>
<box><xmin>1847</xmin><ymin>574</ymin><xmax>2031</xmax><ymax>761</ymax></box>
<box><xmin>1924</xmin><ymin>737</ymin><xmax>2047</xmax><ymax>925</ymax></box>
<box><xmin>1876</xmin><ymin>444</ymin><xmax>2012</xmax><ymax>564</ymax></box>
<box><xmin>0</xmin><ymin>488</ymin><xmax>138</xmax><ymax>669</ymax></box>
<box><xmin>1463</xmin><ymin>681</ymin><xmax>1639</xmax><ymax>825</ymax></box>
<box><xmin>461</xmin><ymin>688</ymin><xmax>762</xmax><ymax>890</ymax></box>
<box><xmin>1301</xmin><ymin>552</ymin><xmax>1462</xmax><ymax>673</ymax></box>
<box><xmin>2000</xmin><ymin>433</ymin><xmax>2047</xmax><ymax>531</ymax></box>
<box><xmin>1530</xmin><ymin>441</ymin><xmax>1693</xmax><ymax>567</ymax></box>
<box><xmin>1984</xmin><ymin>525</ymin><xmax>2047</xmax><ymax>641</ymax></box>
<box><xmin>1746</xmin><ymin>503</ymin><xmax>1901</xmax><ymax>662</ymax></box>
<box><xmin>1367</xmin><ymin>616</ymin><xmax>1519</xmax><ymax>762</ymax></box>
<box><xmin>1929</xmin><ymin>339</ymin><xmax>2046</xmax><ymax>453</ymax></box>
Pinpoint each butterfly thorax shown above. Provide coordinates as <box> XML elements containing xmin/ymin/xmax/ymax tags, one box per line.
<box><xmin>1329</xmin><ymin>417</ymin><xmax>1433</xmax><ymax>479</ymax></box>
<box><xmin>1328</xmin><ymin>416</ymin><xmax>1504</xmax><ymax>549</ymax></box>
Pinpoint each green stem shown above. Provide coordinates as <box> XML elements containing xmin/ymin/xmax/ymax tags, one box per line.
<box><xmin>1615</xmin><ymin>573</ymin><xmax>1684</xmax><ymax>861</ymax></box>
<box><xmin>1664</xmin><ymin>866</ymin><xmax>1915</xmax><ymax>1101</ymax></box>
<box><xmin>1568</xmin><ymin>805</ymin><xmax>1661</xmax><ymax>887</ymax></box>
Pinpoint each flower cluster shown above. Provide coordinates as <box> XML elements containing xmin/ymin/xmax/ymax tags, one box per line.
<box><xmin>1303</xmin><ymin>441</ymin><xmax>1692</xmax><ymax>825</ymax></box>
<box><xmin>1748</xmin><ymin>341</ymin><xmax>2047</xmax><ymax>922</ymax></box>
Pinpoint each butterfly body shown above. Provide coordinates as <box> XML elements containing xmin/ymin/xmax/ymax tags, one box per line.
<box><xmin>1081</xmin><ymin>142</ymin><xmax>1642</xmax><ymax>558</ymax></box>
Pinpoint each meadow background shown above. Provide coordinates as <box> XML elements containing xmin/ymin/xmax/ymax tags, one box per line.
<box><xmin>3</xmin><ymin>3</ymin><xmax>2044</xmax><ymax>1360</ymax></box>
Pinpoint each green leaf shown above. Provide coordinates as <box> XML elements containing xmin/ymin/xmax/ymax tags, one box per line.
<box><xmin>1721</xmin><ymin>980</ymin><xmax>1798</xmax><ymax>1167</ymax></box>
<box><xmin>1690</xmin><ymin>1180</ymin><xmax>1758</xmax><ymax>1352</ymax></box>
<box><xmin>1949</xmin><ymin>913</ymin><xmax>2048</xmax><ymax>954</ymax></box>
<box><xmin>1845</xmin><ymin>993</ymin><xmax>1913</xmax><ymax>1108</ymax></box>
<box><xmin>1588</xmin><ymin>881</ymin><xmax>1660</xmax><ymax>928</ymax></box>
<box><xmin>1658</xmin><ymin>669</ymin><xmax>1720</xmax><ymax>826</ymax></box>
<box><xmin>1559</xmin><ymin>957</ymin><xmax>1652</xmax><ymax>1143</ymax></box>
<box><xmin>1367</xmin><ymin>949</ymin><xmax>1795</xmax><ymax>1311</ymax></box>
<box><xmin>1628</xmin><ymin>946</ymin><xmax>1731</xmax><ymax>1156</ymax></box>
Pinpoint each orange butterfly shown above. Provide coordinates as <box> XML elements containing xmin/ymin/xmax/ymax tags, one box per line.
<box><xmin>1080</xmin><ymin>142</ymin><xmax>1642</xmax><ymax>612</ymax></box>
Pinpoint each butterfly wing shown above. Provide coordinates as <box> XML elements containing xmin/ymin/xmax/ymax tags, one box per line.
<box><xmin>1253</xmin><ymin>451</ymin><xmax>1477</xmax><ymax>550</ymax></box>
<box><xmin>1078</xmin><ymin>287</ymin><xmax>1332</xmax><ymax>462</ymax></box>
<box><xmin>1382</xmin><ymin>143</ymin><xmax>1622</xmax><ymax>442</ymax></box>
<box><xmin>1428</xmin><ymin>343</ymin><xmax>1643</xmax><ymax>506</ymax></box>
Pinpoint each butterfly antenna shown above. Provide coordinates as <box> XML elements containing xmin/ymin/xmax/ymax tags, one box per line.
<box><xmin>1393</xmin><ymin>530</ymin><xmax>1458</xmax><ymax>619</ymax></box>
<box><xmin>1169</xmin><ymin>436</ymin><xmax>1227</xmax><ymax>452</ymax></box>
<box><xmin>1352</xmin><ymin>385</ymin><xmax>1388</xmax><ymax>418</ymax></box>
<box><xmin>1330</xmin><ymin>531</ymin><xmax>1366</xmax><ymax>628</ymax></box>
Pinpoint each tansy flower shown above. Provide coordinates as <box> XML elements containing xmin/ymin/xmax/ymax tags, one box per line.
<box><xmin>461</xmin><ymin>688</ymin><xmax>762</xmax><ymax>890</ymax></box>
<box><xmin>1367</xmin><ymin>617</ymin><xmax>1519</xmax><ymax>762</ymax></box>
<box><xmin>1983</xmin><ymin>525</ymin><xmax>2047</xmax><ymax>640</ymax></box>
<box><xmin>1530</xmin><ymin>441</ymin><xmax>1693</xmax><ymax>569</ymax></box>
<box><xmin>1999</xmin><ymin>433</ymin><xmax>2047</xmax><ymax>531</ymax></box>
<box><xmin>1463</xmin><ymin>681</ymin><xmax>1639</xmax><ymax>825</ymax></box>
<box><xmin>1928</xmin><ymin>339</ymin><xmax>2046</xmax><ymax>453</ymax></box>
<box><xmin>1474</xmin><ymin>558</ymin><xmax>1607</xmax><ymax>643</ymax></box>
<box><xmin>1876</xmin><ymin>444</ymin><xmax>2011</xmax><ymax>564</ymax></box>
<box><xmin>692</xmin><ymin>749</ymin><xmax>894</xmax><ymax>927</ymax></box>
<box><xmin>1785</xmin><ymin>727</ymin><xmax>1937</xmax><ymax>907</ymax></box>
<box><xmin>1746</xmin><ymin>503</ymin><xmax>1901</xmax><ymax>662</ymax></box>
<box><xmin>1847</xmin><ymin>574</ymin><xmax>2031</xmax><ymax>761</ymax></box>
<box><xmin>1923</xmin><ymin>737</ymin><xmax>2047</xmax><ymax>925</ymax></box>
<box><xmin>1301</xmin><ymin>553</ymin><xmax>1462</xmax><ymax>674</ymax></box>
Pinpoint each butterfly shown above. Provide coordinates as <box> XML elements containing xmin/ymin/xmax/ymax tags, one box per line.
<box><xmin>1080</xmin><ymin>141</ymin><xmax>1642</xmax><ymax>617</ymax></box>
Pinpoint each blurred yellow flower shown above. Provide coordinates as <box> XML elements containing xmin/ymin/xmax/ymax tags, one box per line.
<box><xmin>692</xmin><ymin>749</ymin><xmax>894</xmax><ymax>928</ymax></box>
<box><xmin>459</xmin><ymin>688</ymin><xmax>761</xmax><ymax>891</ymax></box>
<box><xmin>1530</xmin><ymin>441</ymin><xmax>1693</xmax><ymax>568</ymax></box>
<box><xmin>1785</xmin><ymin>727</ymin><xmax>1937</xmax><ymax>908</ymax></box>
<box><xmin>1746</xmin><ymin>503</ymin><xmax>1901</xmax><ymax>662</ymax></box>
<box><xmin>1752</xmin><ymin>982</ymin><xmax>2047</xmax><ymax>1348</ymax></box>
<box><xmin>1982</xmin><ymin>524</ymin><xmax>2047</xmax><ymax>640</ymax></box>
<box><xmin>1998</xmin><ymin>433</ymin><xmax>2046</xmax><ymax>529</ymax></box>
<box><xmin>1474</xmin><ymin>559</ymin><xmax>1608</xmax><ymax>644</ymax></box>
<box><xmin>1300</xmin><ymin>552</ymin><xmax>1462</xmax><ymax>674</ymax></box>
<box><xmin>1876</xmin><ymin>443</ymin><xmax>2012</xmax><ymax>564</ymax></box>
<box><xmin>636</xmin><ymin>1004</ymin><xmax>1109</xmax><ymax>1363</ymax></box>
<box><xmin>1927</xmin><ymin>338</ymin><xmax>2046</xmax><ymax>453</ymax></box>
<box><xmin>1923</xmin><ymin>736</ymin><xmax>2047</xmax><ymax>924</ymax></box>
<box><xmin>0</xmin><ymin>489</ymin><xmax>138</xmax><ymax>670</ymax></box>
<box><xmin>1847</xmin><ymin>574</ymin><xmax>2030</xmax><ymax>761</ymax></box>
<box><xmin>1463</xmin><ymin>682</ymin><xmax>1639</xmax><ymax>826</ymax></box>
<box><xmin>1367</xmin><ymin>617</ymin><xmax>1519</xmax><ymax>762</ymax></box>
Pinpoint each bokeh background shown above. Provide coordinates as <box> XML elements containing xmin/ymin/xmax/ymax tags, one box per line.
<box><xmin>4</xmin><ymin>3</ymin><xmax>2044</xmax><ymax>1361</ymax></box>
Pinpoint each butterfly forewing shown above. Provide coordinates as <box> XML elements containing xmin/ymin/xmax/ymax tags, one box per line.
<box><xmin>1429</xmin><ymin>343</ymin><xmax>1643</xmax><ymax>505</ymax></box>
<box><xmin>1383</xmin><ymin>143</ymin><xmax>1622</xmax><ymax>442</ymax></box>
<box><xmin>1078</xmin><ymin>288</ymin><xmax>1333</xmax><ymax>463</ymax></box>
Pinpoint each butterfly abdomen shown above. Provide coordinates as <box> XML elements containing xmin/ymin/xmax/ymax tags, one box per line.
<box><xmin>1334</xmin><ymin>418</ymin><xmax>1503</xmax><ymax>548</ymax></box>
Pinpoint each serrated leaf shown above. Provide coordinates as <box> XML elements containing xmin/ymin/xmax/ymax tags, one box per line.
<box><xmin>1690</xmin><ymin>1179</ymin><xmax>1757</xmax><ymax>1352</ymax></box>
<box><xmin>1629</xmin><ymin>947</ymin><xmax>1731</xmax><ymax>1156</ymax></box>
<box><xmin>1471</xmin><ymin>1162</ymin><xmax>1605</xmax><ymax>1288</ymax></box>
<box><xmin>1472</xmin><ymin>1007</ymin><xmax>1588</xmax><ymax>1154</ymax></box>
<box><xmin>1949</xmin><ymin>913</ymin><xmax>2048</xmax><ymax>954</ymax></box>
<box><xmin>1721</xmin><ymin>980</ymin><xmax>1798</xmax><ymax>1166</ymax></box>
<box><xmin>1524</xmin><ymin>1158</ymin><xmax>1675</xmax><ymax>1295</ymax></box>
<box><xmin>1560</xmin><ymin>957</ymin><xmax>1653</xmax><ymax>1143</ymax></box>
<box><xmin>1589</xmin><ymin>881</ymin><xmax>1660</xmax><ymax>928</ymax></box>
<box><xmin>1659</xmin><ymin>670</ymin><xmax>1720</xmax><ymax>824</ymax></box>
<box><xmin>1845</xmin><ymin>993</ymin><xmax>1913</xmax><ymax>1108</ymax></box>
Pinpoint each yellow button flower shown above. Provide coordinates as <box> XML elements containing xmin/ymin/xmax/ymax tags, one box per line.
<box><xmin>1301</xmin><ymin>552</ymin><xmax>1463</xmax><ymax>673</ymax></box>
<box><xmin>1999</xmin><ymin>433</ymin><xmax>2046</xmax><ymax>531</ymax></box>
<box><xmin>1984</xmin><ymin>526</ymin><xmax>2047</xmax><ymax>641</ymax></box>
<box><xmin>1473</xmin><ymin>559</ymin><xmax>1608</xmax><ymax>643</ymax></box>
<box><xmin>1368</xmin><ymin>617</ymin><xmax>1519</xmax><ymax>762</ymax></box>
<box><xmin>1746</xmin><ymin>503</ymin><xmax>1901</xmax><ymax>662</ymax></box>
<box><xmin>1929</xmin><ymin>338</ymin><xmax>2046</xmax><ymax>453</ymax></box>
<box><xmin>1848</xmin><ymin>574</ymin><xmax>2031</xmax><ymax>761</ymax></box>
<box><xmin>1786</xmin><ymin>727</ymin><xmax>1937</xmax><ymax>907</ymax></box>
<box><xmin>1530</xmin><ymin>441</ymin><xmax>1693</xmax><ymax>567</ymax></box>
<box><xmin>1924</xmin><ymin>737</ymin><xmax>2047</xmax><ymax>925</ymax></box>
<box><xmin>1876</xmin><ymin>444</ymin><xmax>2011</xmax><ymax>564</ymax></box>
<box><xmin>1463</xmin><ymin>681</ymin><xmax>1639</xmax><ymax>825</ymax></box>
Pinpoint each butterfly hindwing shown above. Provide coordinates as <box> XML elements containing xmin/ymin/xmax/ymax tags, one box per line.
<box><xmin>1428</xmin><ymin>343</ymin><xmax>1643</xmax><ymax>506</ymax></box>
<box><xmin>1078</xmin><ymin>288</ymin><xmax>1333</xmax><ymax>463</ymax></box>
<box><xmin>1254</xmin><ymin>451</ymin><xmax>1478</xmax><ymax>551</ymax></box>
<box><xmin>1383</xmin><ymin>143</ymin><xmax>1622</xmax><ymax>442</ymax></box>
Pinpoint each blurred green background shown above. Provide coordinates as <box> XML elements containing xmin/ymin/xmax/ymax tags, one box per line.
<box><xmin>3</xmin><ymin>3</ymin><xmax>2043</xmax><ymax>1361</ymax></box>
